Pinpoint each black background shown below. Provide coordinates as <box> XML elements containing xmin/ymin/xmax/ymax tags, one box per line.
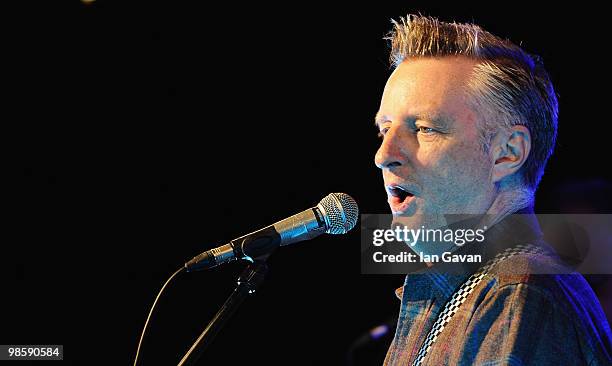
<box><xmin>7</xmin><ymin>1</ymin><xmax>612</xmax><ymax>365</ymax></box>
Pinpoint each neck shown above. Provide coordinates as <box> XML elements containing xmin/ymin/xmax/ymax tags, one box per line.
<box><xmin>482</xmin><ymin>185</ymin><xmax>534</xmax><ymax>229</ymax></box>
<box><xmin>408</xmin><ymin>185</ymin><xmax>534</xmax><ymax>261</ymax></box>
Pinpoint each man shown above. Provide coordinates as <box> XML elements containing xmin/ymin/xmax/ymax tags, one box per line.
<box><xmin>375</xmin><ymin>15</ymin><xmax>611</xmax><ymax>365</ymax></box>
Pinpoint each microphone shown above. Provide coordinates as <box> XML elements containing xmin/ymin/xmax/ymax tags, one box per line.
<box><xmin>185</xmin><ymin>193</ymin><xmax>359</xmax><ymax>271</ymax></box>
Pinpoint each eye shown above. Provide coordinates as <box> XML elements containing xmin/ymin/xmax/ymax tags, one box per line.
<box><xmin>377</xmin><ymin>127</ymin><xmax>390</xmax><ymax>139</ymax></box>
<box><xmin>416</xmin><ymin>126</ymin><xmax>436</xmax><ymax>135</ymax></box>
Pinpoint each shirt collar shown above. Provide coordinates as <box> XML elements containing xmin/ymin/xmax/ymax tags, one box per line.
<box><xmin>395</xmin><ymin>206</ymin><xmax>544</xmax><ymax>302</ymax></box>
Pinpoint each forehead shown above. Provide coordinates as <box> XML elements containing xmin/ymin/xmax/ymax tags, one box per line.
<box><xmin>378</xmin><ymin>57</ymin><xmax>478</xmax><ymax>125</ymax></box>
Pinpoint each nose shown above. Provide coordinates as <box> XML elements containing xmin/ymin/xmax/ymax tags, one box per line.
<box><xmin>374</xmin><ymin>125</ymin><xmax>405</xmax><ymax>170</ymax></box>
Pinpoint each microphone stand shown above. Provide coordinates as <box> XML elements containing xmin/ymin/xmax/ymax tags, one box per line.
<box><xmin>177</xmin><ymin>259</ymin><xmax>269</xmax><ymax>366</ymax></box>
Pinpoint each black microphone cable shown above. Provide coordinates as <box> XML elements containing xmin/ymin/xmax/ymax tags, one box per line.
<box><xmin>133</xmin><ymin>266</ymin><xmax>185</xmax><ymax>366</ymax></box>
<box><xmin>132</xmin><ymin>193</ymin><xmax>358</xmax><ymax>364</ymax></box>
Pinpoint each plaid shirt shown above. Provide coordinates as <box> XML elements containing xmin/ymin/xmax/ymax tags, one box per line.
<box><xmin>384</xmin><ymin>212</ymin><xmax>612</xmax><ymax>366</ymax></box>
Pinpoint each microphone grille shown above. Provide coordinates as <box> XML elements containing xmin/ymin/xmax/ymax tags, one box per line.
<box><xmin>317</xmin><ymin>193</ymin><xmax>359</xmax><ymax>235</ymax></box>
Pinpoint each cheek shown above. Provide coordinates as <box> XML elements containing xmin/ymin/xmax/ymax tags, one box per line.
<box><xmin>415</xmin><ymin>139</ymin><xmax>473</xmax><ymax>179</ymax></box>
<box><xmin>456</xmin><ymin>140</ymin><xmax>491</xmax><ymax>176</ymax></box>
<box><xmin>418</xmin><ymin>140</ymin><xmax>492</xmax><ymax>204</ymax></box>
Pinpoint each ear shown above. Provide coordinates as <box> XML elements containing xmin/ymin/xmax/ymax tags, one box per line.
<box><xmin>491</xmin><ymin>125</ymin><xmax>531</xmax><ymax>184</ymax></box>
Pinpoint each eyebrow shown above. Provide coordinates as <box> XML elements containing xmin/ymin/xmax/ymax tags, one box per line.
<box><xmin>374</xmin><ymin>111</ymin><xmax>452</xmax><ymax>129</ymax></box>
<box><xmin>374</xmin><ymin>112</ymin><xmax>386</xmax><ymax>128</ymax></box>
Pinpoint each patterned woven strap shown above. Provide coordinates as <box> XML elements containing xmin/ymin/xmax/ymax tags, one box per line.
<box><xmin>411</xmin><ymin>244</ymin><xmax>545</xmax><ymax>366</ymax></box>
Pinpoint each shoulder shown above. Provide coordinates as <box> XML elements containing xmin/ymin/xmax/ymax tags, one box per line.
<box><xmin>487</xmin><ymin>249</ymin><xmax>596</xmax><ymax>315</ymax></box>
<box><xmin>475</xmin><ymin>250</ymin><xmax>612</xmax><ymax>364</ymax></box>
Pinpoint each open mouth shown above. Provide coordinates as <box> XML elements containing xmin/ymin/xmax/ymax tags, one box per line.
<box><xmin>389</xmin><ymin>186</ymin><xmax>414</xmax><ymax>201</ymax></box>
<box><xmin>386</xmin><ymin>185</ymin><xmax>416</xmax><ymax>214</ymax></box>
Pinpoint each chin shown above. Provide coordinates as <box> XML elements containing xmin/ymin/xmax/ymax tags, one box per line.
<box><xmin>391</xmin><ymin>207</ymin><xmax>450</xmax><ymax>231</ymax></box>
<box><xmin>392</xmin><ymin>213</ymin><xmax>428</xmax><ymax>230</ymax></box>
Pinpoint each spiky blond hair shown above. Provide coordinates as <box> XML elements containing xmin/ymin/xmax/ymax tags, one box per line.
<box><xmin>388</xmin><ymin>15</ymin><xmax>558</xmax><ymax>190</ymax></box>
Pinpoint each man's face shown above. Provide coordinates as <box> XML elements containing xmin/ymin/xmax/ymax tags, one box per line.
<box><xmin>375</xmin><ymin>57</ymin><xmax>495</xmax><ymax>231</ymax></box>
